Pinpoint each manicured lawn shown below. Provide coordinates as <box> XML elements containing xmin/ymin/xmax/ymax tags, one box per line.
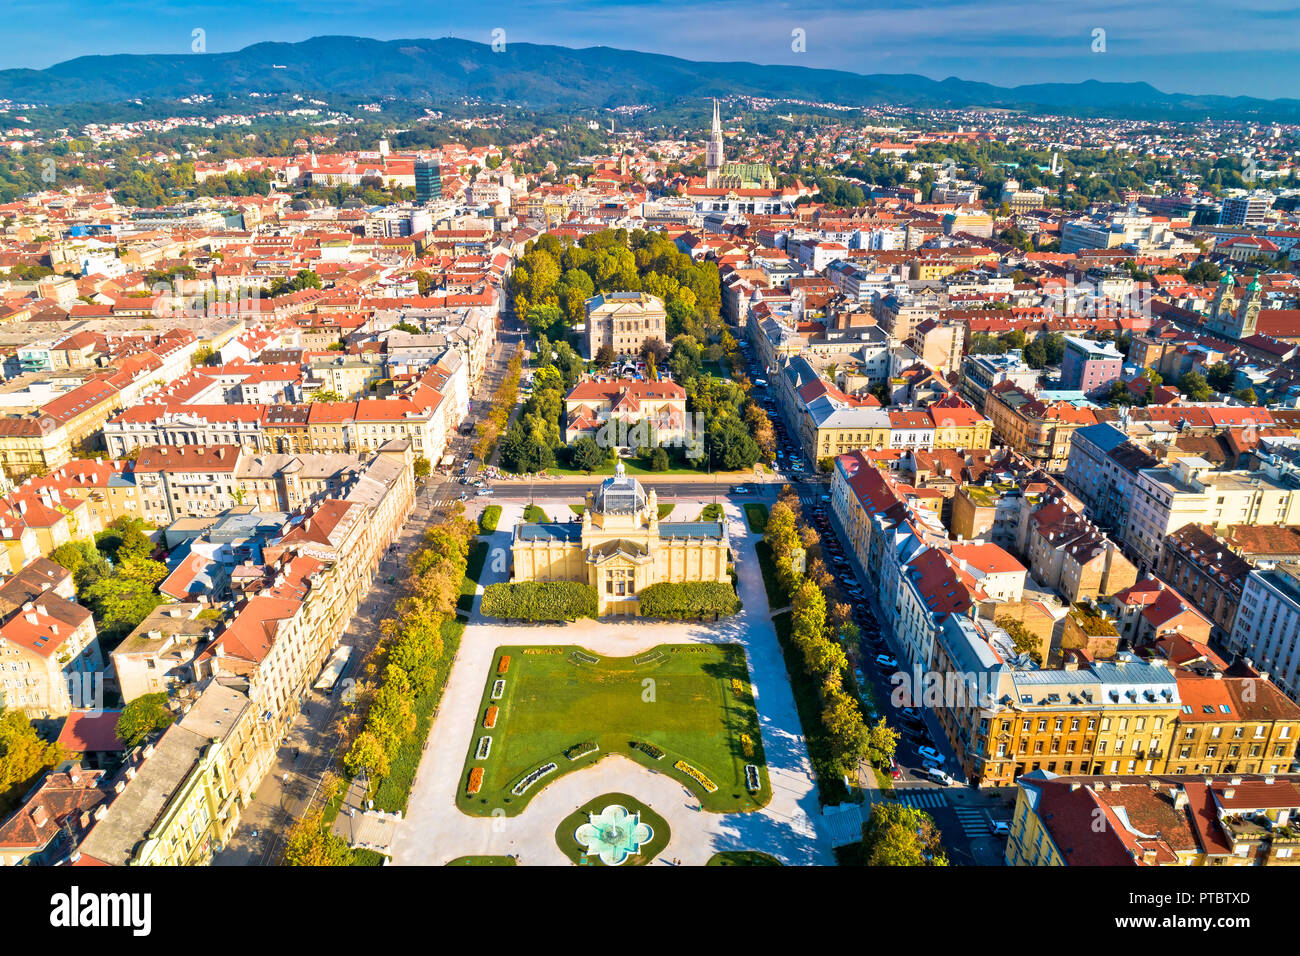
<box><xmin>447</xmin><ymin>855</ymin><xmax>517</xmax><ymax>866</ymax></box>
<box><xmin>657</xmin><ymin>503</ymin><xmax>674</xmax><ymax>519</ymax></box>
<box><xmin>457</xmin><ymin>643</ymin><xmax>771</xmax><ymax>816</ymax></box>
<box><xmin>372</xmin><ymin>616</ymin><xmax>467</xmax><ymax>814</ymax></box>
<box><xmin>569</xmin><ymin>504</ymin><xmax>585</xmax><ymax>516</ymax></box>
<box><xmin>456</xmin><ymin>540</ymin><xmax>489</xmax><ymax>616</ymax></box>
<box><xmin>554</xmin><ymin>793</ymin><xmax>670</xmax><ymax>866</ymax></box>
<box><xmin>744</xmin><ymin>503</ymin><xmax>769</xmax><ymax>534</ymax></box>
<box><xmin>707</xmin><ymin>850</ymin><xmax>782</xmax><ymax>866</ymax></box>
<box><xmin>522</xmin><ymin>503</ymin><xmax>549</xmax><ymax>522</ymax></box>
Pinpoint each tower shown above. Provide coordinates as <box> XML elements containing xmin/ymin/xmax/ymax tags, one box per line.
<box><xmin>705</xmin><ymin>98</ymin><xmax>724</xmax><ymax>188</ymax></box>
<box><xmin>1209</xmin><ymin>268</ymin><xmax>1238</xmax><ymax>336</ymax></box>
<box><xmin>1236</xmin><ymin>276</ymin><xmax>1263</xmax><ymax>339</ymax></box>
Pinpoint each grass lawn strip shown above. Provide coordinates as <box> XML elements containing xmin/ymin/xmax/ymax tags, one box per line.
<box><xmin>457</xmin><ymin>643</ymin><xmax>772</xmax><ymax>816</ymax></box>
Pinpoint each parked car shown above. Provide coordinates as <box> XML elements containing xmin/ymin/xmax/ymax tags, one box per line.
<box><xmin>900</xmin><ymin>707</ymin><xmax>922</xmax><ymax>723</ymax></box>
<box><xmin>875</xmin><ymin>654</ymin><xmax>898</xmax><ymax>669</ymax></box>
<box><xmin>917</xmin><ymin>745</ymin><xmax>943</xmax><ymax>764</ymax></box>
<box><xmin>989</xmin><ymin>821</ymin><xmax>1010</xmax><ymax>837</ymax></box>
<box><xmin>888</xmin><ymin>757</ymin><xmax>903</xmax><ymax>781</ymax></box>
<box><xmin>923</xmin><ymin>767</ymin><xmax>955</xmax><ymax>786</ymax></box>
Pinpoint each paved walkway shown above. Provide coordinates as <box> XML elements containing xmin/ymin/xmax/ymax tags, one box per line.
<box><xmin>390</xmin><ymin>498</ymin><xmax>833</xmax><ymax>866</ymax></box>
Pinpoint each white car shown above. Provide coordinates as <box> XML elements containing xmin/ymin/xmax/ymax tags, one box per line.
<box><xmin>989</xmin><ymin>821</ymin><xmax>1010</xmax><ymax>837</ymax></box>
<box><xmin>875</xmin><ymin>654</ymin><xmax>898</xmax><ymax>669</ymax></box>
<box><xmin>924</xmin><ymin>767</ymin><xmax>955</xmax><ymax>786</ymax></box>
<box><xmin>917</xmin><ymin>745</ymin><xmax>943</xmax><ymax>764</ymax></box>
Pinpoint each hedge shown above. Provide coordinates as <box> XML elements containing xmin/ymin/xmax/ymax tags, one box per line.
<box><xmin>480</xmin><ymin>581</ymin><xmax>599</xmax><ymax>621</ymax></box>
<box><xmin>637</xmin><ymin>581</ymin><xmax>741</xmax><ymax>620</ymax></box>
<box><xmin>478</xmin><ymin>505</ymin><xmax>502</xmax><ymax>534</ymax></box>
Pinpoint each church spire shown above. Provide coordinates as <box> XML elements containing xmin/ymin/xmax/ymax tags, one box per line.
<box><xmin>705</xmin><ymin>98</ymin><xmax>723</xmax><ymax>187</ymax></box>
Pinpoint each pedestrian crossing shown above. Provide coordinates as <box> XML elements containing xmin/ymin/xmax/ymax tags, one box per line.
<box><xmin>894</xmin><ymin>789</ymin><xmax>948</xmax><ymax>809</ymax></box>
<box><xmin>952</xmin><ymin>806</ymin><xmax>990</xmax><ymax>838</ymax></box>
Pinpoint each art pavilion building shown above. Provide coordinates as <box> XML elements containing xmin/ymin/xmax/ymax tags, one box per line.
<box><xmin>509</xmin><ymin>465</ymin><xmax>731</xmax><ymax>615</ymax></box>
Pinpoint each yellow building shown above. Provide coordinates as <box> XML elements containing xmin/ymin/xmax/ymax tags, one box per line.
<box><xmin>76</xmin><ymin>683</ymin><xmax>274</xmax><ymax>866</ymax></box>
<box><xmin>510</xmin><ymin>465</ymin><xmax>730</xmax><ymax>615</ymax></box>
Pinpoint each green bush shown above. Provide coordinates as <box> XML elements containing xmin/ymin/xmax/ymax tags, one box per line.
<box><xmin>637</xmin><ymin>581</ymin><xmax>741</xmax><ymax>620</ymax></box>
<box><xmin>480</xmin><ymin>581</ymin><xmax>599</xmax><ymax>621</ymax></box>
<box><xmin>478</xmin><ymin>505</ymin><xmax>502</xmax><ymax>534</ymax></box>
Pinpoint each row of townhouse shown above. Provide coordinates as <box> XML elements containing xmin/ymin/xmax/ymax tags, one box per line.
<box><xmin>0</xmin><ymin>333</ymin><xmax>203</xmax><ymax>481</ymax></box>
<box><xmin>826</xmin><ymin>448</ymin><xmax>1295</xmax><ymax>788</ymax></box>
<box><xmin>70</xmin><ymin>442</ymin><xmax>415</xmax><ymax>865</ymax></box>
<box><xmin>1067</xmin><ymin>422</ymin><xmax>1300</xmax><ymax>570</ymax></box>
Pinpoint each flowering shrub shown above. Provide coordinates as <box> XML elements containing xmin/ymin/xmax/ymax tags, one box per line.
<box><xmin>674</xmin><ymin>759</ymin><xmax>718</xmax><ymax>793</ymax></box>
<box><xmin>467</xmin><ymin>767</ymin><xmax>483</xmax><ymax>795</ymax></box>
<box><xmin>497</xmin><ymin>655</ymin><xmax>511</xmax><ymax>675</ymax></box>
<box><xmin>484</xmin><ymin>705</ymin><xmax>499</xmax><ymax>728</ymax></box>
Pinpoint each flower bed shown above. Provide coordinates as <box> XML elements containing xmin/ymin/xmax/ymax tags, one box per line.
<box><xmin>476</xmin><ymin>736</ymin><xmax>492</xmax><ymax>760</ymax></box>
<box><xmin>483</xmin><ymin>705</ymin><xmax>499</xmax><ymax>729</ymax></box>
<box><xmin>565</xmin><ymin>741</ymin><xmax>599</xmax><ymax>761</ymax></box>
<box><xmin>497</xmin><ymin>655</ymin><xmax>511</xmax><ymax>675</ymax></box>
<box><xmin>491</xmin><ymin>679</ymin><xmax>505</xmax><ymax>700</ymax></box>
<box><xmin>674</xmin><ymin>759</ymin><xmax>718</xmax><ymax>793</ymax></box>
<box><xmin>511</xmin><ymin>762</ymin><xmax>557</xmax><ymax>796</ymax></box>
<box><xmin>745</xmin><ymin>764</ymin><xmax>760</xmax><ymax>792</ymax></box>
<box><xmin>731</xmin><ymin>678</ymin><xmax>750</xmax><ymax>699</ymax></box>
<box><xmin>631</xmin><ymin>740</ymin><xmax>665</xmax><ymax>760</ymax></box>
<box><xmin>467</xmin><ymin>767</ymin><xmax>483</xmax><ymax>795</ymax></box>
<box><xmin>571</xmin><ymin>650</ymin><xmax>600</xmax><ymax>665</ymax></box>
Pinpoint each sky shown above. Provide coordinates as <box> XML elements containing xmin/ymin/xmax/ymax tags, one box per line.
<box><xmin>2</xmin><ymin>0</ymin><xmax>1297</xmax><ymax>99</ymax></box>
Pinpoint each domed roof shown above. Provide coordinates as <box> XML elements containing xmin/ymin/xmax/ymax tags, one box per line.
<box><xmin>593</xmin><ymin>462</ymin><xmax>647</xmax><ymax>515</ymax></box>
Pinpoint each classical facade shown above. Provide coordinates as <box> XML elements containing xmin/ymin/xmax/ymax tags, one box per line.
<box><xmin>583</xmin><ymin>292</ymin><xmax>667</xmax><ymax>360</ymax></box>
<box><xmin>510</xmin><ymin>465</ymin><xmax>730</xmax><ymax>615</ymax></box>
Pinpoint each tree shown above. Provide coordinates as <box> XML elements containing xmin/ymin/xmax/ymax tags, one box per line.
<box><xmin>1234</xmin><ymin>387</ymin><xmax>1259</xmax><ymax>404</ymax></box>
<box><xmin>595</xmin><ymin>344</ymin><xmax>616</xmax><ymax>366</ymax></box>
<box><xmin>116</xmin><ymin>693</ymin><xmax>175</xmax><ymax>747</ymax></box>
<box><xmin>310</xmin><ymin>389</ymin><xmax>345</xmax><ymax>403</ymax></box>
<box><xmin>859</xmin><ymin>803</ymin><xmax>948</xmax><ymax>866</ymax></box>
<box><xmin>649</xmin><ymin>446</ymin><xmax>670</xmax><ymax>471</ymax></box>
<box><xmin>190</xmin><ymin>345</ymin><xmax>214</xmax><ymax>367</ymax></box>
<box><xmin>1178</xmin><ymin>371</ymin><xmax>1214</xmax><ymax>403</ymax></box>
<box><xmin>821</xmin><ymin>685</ymin><xmax>871</xmax><ymax>776</ymax></box>
<box><xmin>413</xmin><ymin>457</ymin><xmax>432</xmax><ymax>479</ymax></box>
<box><xmin>285</xmin><ymin>809</ymin><xmax>354</xmax><ymax>866</ymax></box>
<box><xmin>569</xmin><ymin>436</ymin><xmax>607</xmax><ymax>474</ymax></box>
<box><xmin>1106</xmin><ymin>379</ymin><xmax>1134</xmax><ymax>407</ymax></box>
<box><xmin>1206</xmin><ymin>362</ymin><xmax>1237</xmax><ymax>394</ymax></box>
<box><xmin>0</xmin><ymin>709</ymin><xmax>63</xmax><ymax>818</ymax></box>
<box><xmin>867</xmin><ymin>718</ymin><xmax>900</xmax><ymax>766</ymax></box>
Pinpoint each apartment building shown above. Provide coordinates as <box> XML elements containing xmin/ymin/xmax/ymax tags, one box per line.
<box><xmin>1230</xmin><ymin>563</ymin><xmax>1300</xmax><ymax>703</ymax></box>
<box><xmin>75</xmin><ymin>682</ymin><xmax>274</xmax><ymax>866</ymax></box>
<box><xmin>133</xmin><ymin>444</ymin><xmax>242</xmax><ymax>524</ymax></box>
<box><xmin>1007</xmin><ymin>772</ymin><xmax>1300</xmax><ymax>866</ymax></box>
<box><xmin>1126</xmin><ymin>456</ymin><xmax>1300</xmax><ymax>569</ymax></box>
<box><xmin>0</xmin><ymin>560</ymin><xmax>103</xmax><ymax>719</ymax></box>
<box><xmin>984</xmin><ymin>382</ymin><xmax>1098</xmax><ymax>473</ymax></box>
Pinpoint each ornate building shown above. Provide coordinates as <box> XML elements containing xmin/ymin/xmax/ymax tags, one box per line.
<box><xmin>704</xmin><ymin>99</ymin><xmax>775</xmax><ymax>191</ymax></box>
<box><xmin>1204</xmin><ymin>269</ymin><xmax>1263</xmax><ymax>340</ymax></box>
<box><xmin>510</xmin><ymin>465</ymin><xmax>730</xmax><ymax>615</ymax></box>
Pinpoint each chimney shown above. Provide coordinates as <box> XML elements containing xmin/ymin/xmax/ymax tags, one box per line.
<box><xmin>1224</xmin><ymin>788</ymin><xmax>1235</xmax><ymax>800</ymax></box>
<box><xmin>94</xmin><ymin>804</ymin><xmax>108</xmax><ymax>821</ymax></box>
<box><xmin>31</xmin><ymin>805</ymin><xmax>47</xmax><ymax>828</ymax></box>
